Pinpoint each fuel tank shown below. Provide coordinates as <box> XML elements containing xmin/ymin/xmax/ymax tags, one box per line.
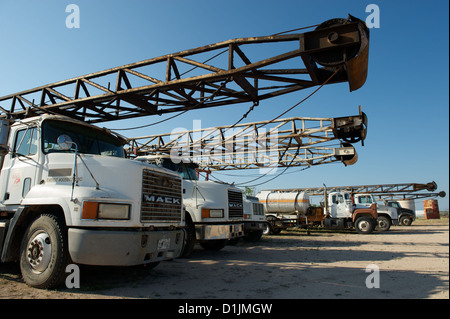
<box><xmin>256</xmin><ymin>191</ymin><xmax>309</xmax><ymax>214</ymax></box>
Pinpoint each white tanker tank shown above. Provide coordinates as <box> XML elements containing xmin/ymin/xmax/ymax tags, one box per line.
<box><xmin>256</xmin><ymin>191</ymin><xmax>310</xmax><ymax>215</ymax></box>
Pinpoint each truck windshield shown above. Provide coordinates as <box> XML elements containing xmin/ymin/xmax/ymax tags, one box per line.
<box><xmin>388</xmin><ymin>202</ymin><xmax>400</xmax><ymax>208</ymax></box>
<box><xmin>161</xmin><ymin>159</ymin><xmax>198</xmax><ymax>181</ymax></box>
<box><xmin>42</xmin><ymin>120</ymin><xmax>125</xmax><ymax>158</ymax></box>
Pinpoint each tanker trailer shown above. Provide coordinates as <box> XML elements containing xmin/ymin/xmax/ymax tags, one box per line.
<box><xmin>257</xmin><ymin>191</ymin><xmax>313</xmax><ymax>234</ymax></box>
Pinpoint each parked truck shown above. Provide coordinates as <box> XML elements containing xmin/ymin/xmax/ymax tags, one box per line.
<box><xmin>352</xmin><ymin>193</ymin><xmax>400</xmax><ymax>231</ymax></box>
<box><xmin>135</xmin><ymin>155</ymin><xmax>245</xmax><ymax>256</ymax></box>
<box><xmin>385</xmin><ymin>200</ymin><xmax>415</xmax><ymax>226</ymax></box>
<box><xmin>242</xmin><ymin>195</ymin><xmax>266</xmax><ymax>242</ymax></box>
<box><xmin>0</xmin><ymin>115</ymin><xmax>186</xmax><ymax>289</ymax></box>
<box><xmin>257</xmin><ymin>189</ymin><xmax>378</xmax><ymax>234</ymax></box>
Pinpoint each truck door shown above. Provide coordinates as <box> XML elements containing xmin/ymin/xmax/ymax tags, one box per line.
<box><xmin>329</xmin><ymin>194</ymin><xmax>338</xmax><ymax>218</ymax></box>
<box><xmin>335</xmin><ymin>193</ymin><xmax>351</xmax><ymax>218</ymax></box>
<box><xmin>330</xmin><ymin>193</ymin><xmax>351</xmax><ymax>218</ymax></box>
<box><xmin>1</xmin><ymin>126</ymin><xmax>41</xmax><ymax>205</ymax></box>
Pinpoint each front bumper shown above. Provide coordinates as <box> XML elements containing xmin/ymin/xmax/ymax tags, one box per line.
<box><xmin>243</xmin><ymin>220</ymin><xmax>267</xmax><ymax>231</ymax></box>
<box><xmin>68</xmin><ymin>228</ymin><xmax>185</xmax><ymax>266</ymax></box>
<box><xmin>195</xmin><ymin>223</ymin><xmax>244</xmax><ymax>240</ymax></box>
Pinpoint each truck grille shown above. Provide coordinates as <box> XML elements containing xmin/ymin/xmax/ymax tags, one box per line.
<box><xmin>252</xmin><ymin>202</ymin><xmax>265</xmax><ymax>215</ymax></box>
<box><xmin>141</xmin><ymin>169</ymin><xmax>182</xmax><ymax>223</ymax></box>
<box><xmin>228</xmin><ymin>189</ymin><xmax>244</xmax><ymax>218</ymax></box>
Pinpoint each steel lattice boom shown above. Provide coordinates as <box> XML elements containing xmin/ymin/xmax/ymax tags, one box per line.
<box><xmin>0</xmin><ymin>15</ymin><xmax>369</xmax><ymax>123</ymax></box>
<box><xmin>127</xmin><ymin>109</ymin><xmax>367</xmax><ymax>171</ymax></box>
<box><xmin>266</xmin><ymin>182</ymin><xmax>446</xmax><ymax>200</ymax></box>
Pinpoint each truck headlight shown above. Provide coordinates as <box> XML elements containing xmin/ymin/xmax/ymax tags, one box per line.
<box><xmin>201</xmin><ymin>209</ymin><xmax>224</xmax><ymax>218</ymax></box>
<box><xmin>82</xmin><ymin>202</ymin><xmax>131</xmax><ymax>220</ymax></box>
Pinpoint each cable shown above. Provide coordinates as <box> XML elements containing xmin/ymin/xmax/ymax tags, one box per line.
<box><xmin>255</xmin><ymin>64</ymin><xmax>344</xmax><ymax>130</ymax></box>
<box><xmin>112</xmin><ymin>110</ymin><xmax>188</xmax><ymax>131</ymax></box>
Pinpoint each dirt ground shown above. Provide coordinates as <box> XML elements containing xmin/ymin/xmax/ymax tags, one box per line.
<box><xmin>0</xmin><ymin>221</ymin><xmax>448</xmax><ymax>300</ymax></box>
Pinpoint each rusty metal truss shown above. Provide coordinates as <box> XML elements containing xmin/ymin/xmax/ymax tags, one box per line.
<box><xmin>382</xmin><ymin>191</ymin><xmax>446</xmax><ymax>201</ymax></box>
<box><xmin>266</xmin><ymin>182</ymin><xmax>446</xmax><ymax>200</ymax></box>
<box><xmin>127</xmin><ymin>109</ymin><xmax>367</xmax><ymax>171</ymax></box>
<box><xmin>0</xmin><ymin>15</ymin><xmax>369</xmax><ymax>123</ymax></box>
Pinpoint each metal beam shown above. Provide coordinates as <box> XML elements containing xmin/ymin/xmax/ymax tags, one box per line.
<box><xmin>127</xmin><ymin>110</ymin><xmax>367</xmax><ymax>170</ymax></box>
<box><xmin>267</xmin><ymin>182</ymin><xmax>441</xmax><ymax>198</ymax></box>
<box><xmin>0</xmin><ymin>16</ymin><xmax>369</xmax><ymax>123</ymax></box>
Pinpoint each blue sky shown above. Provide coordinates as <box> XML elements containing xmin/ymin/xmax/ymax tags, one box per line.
<box><xmin>1</xmin><ymin>0</ymin><xmax>448</xmax><ymax>210</ymax></box>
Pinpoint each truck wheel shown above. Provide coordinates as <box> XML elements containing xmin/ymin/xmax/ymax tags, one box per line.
<box><xmin>180</xmin><ymin>214</ymin><xmax>196</xmax><ymax>258</ymax></box>
<box><xmin>19</xmin><ymin>214</ymin><xmax>70</xmax><ymax>289</ymax></box>
<box><xmin>199</xmin><ymin>239</ymin><xmax>227</xmax><ymax>251</ymax></box>
<box><xmin>244</xmin><ymin>230</ymin><xmax>263</xmax><ymax>242</ymax></box>
<box><xmin>262</xmin><ymin>223</ymin><xmax>272</xmax><ymax>235</ymax></box>
<box><xmin>399</xmin><ymin>216</ymin><xmax>413</xmax><ymax>226</ymax></box>
<box><xmin>355</xmin><ymin>216</ymin><xmax>375</xmax><ymax>234</ymax></box>
<box><xmin>264</xmin><ymin>216</ymin><xmax>282</xmax><ymax>235</ymax></box>
<box><xmin>376</xmin><ymin>216</ymin><xmax>391</xmax><ymax>232</ymax></box>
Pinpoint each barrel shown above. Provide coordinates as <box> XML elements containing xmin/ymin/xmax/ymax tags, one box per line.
<box><xmin>423</xmin><ymin>199</ymin><xmax>440</xmax><ymax>219</ymax></box>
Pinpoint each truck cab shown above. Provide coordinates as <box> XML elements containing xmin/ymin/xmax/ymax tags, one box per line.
<box><xmin>242</xmin><ymin>195</ymin><xmax>266</xmax><ymax>242</ymax></box>
<box><xmin>0</xmin><ymin>115</ymin><xmax>185</xmax><ymax>289</ymax></box>
<box><xmin>324</xmin><ymin>191</ymin><xmax>378</xmax><ymax>234</ymax></box>
<box><xmin>385</xmin><ymin>200</ymin><xmax>415</xmax><ymax>226</ymax></box>
<box><xmin>353</xmin><ymin>193</ymin><xmax>398</xmax><ymax>231</ymax></box>
<box><xmin>135</xmin><ymin>155</ymin><xmax>244</xmax><ymax>256</ymax></box>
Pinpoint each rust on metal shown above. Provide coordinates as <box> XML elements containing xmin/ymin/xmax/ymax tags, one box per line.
<box><xmin>0</xmin><ymin>15</ymin><xmax>370</xmax><ymax>123</ymax></box>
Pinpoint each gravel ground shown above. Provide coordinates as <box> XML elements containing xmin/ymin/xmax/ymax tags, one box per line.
<box><xmin>0</xmin><ymin>221</ymin><xmax>448</xmax><ymax>299</ymax></box>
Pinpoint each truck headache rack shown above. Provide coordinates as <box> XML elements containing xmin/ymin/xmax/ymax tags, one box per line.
<box><xmin>0</xmin><ymin>15</ymin><xmax>369</xmax><ymax>123</ymax></box>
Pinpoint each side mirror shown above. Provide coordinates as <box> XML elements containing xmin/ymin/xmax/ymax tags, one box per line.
<box><xmin>57</xmin><ymin>134</ymin><xmax>74</xmax><ymax>150</ymax></box>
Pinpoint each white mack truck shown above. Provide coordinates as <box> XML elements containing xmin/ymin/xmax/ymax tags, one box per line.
<box><xmin>135</xmin><ymin>155</ymin><xmax>244</xmax><ymax>256</ymax></box>
<box><xmin>242</xmin><ymin>195</ymin><xmax>266</xmax><ymax>242</ymax></box>
<box><xmin>0</xmin><ymin>115</ymin><xmax>185</xmax><ymax>289</ymax></box>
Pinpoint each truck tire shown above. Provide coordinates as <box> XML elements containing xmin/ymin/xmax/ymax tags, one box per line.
<box><xmin>199</xmin><ymin>239</ymin><xmax>227</xmax><ymax>251</ymax></box>
<box><xmin>354</xmin><ymin>216</ymin><xmax>375</xmax><ymax>234</ymax></box>
<box><xmin>264</xmin><ymin>216</ymin><xmax>282</xmax><ymax>235</ymax></box>
<box><xmin>262</xmin><ymin>222</ymin><xmax>272</xmax><ymax>235</ymax></box>
<box><xmin>19</xmin><ymin>214</ymin><xmax>70</xmax><ymax>289</ymax></box>
<box><xmin>399</xmin><ymin>215</ymin><xmax>413</xmax><ymax>226</ymax></box>
<box><xmin>180</xmin><ymin>213</ymin><xmax>196</xmax><ymax>258</ymax></box>
<box><xmin>376</xmin><ymin>216</ymin><xmax>391</xmax><ymax>232</ymax></box>
<box><xmin>244</xmin><ymin>230</ymin><xmax>263</xmax><ymax>242</ymax></box>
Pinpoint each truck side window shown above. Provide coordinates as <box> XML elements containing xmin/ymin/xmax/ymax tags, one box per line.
<box><xmin>359</xmin><ymin>196</ymin><xmax>372</xmax><ymax>204</ymax></box>
<box><xmin>14</xmin><ymin>127</ymin><xmax>38</xmax><ymax>157</ymax></box>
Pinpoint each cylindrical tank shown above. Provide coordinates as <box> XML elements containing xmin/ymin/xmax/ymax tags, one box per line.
<box><xmin>257</xmin><ymin>191</ymin><xmax>309</xmax><ymax>214</ymax></box>
<box><xmin>398</xmin><ymin>199</ymin><xmax>415</xmax><ymax>213</ymax></box>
